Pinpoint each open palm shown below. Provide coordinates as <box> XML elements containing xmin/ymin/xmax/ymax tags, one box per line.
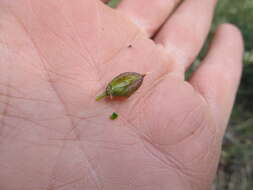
<box><xmin>0</xmin><ymin>0</ymin><xmax>243</xmax><ymax>189</ymax></box>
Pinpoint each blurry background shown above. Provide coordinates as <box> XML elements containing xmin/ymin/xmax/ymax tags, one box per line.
<box><xmin>108</xmin><ymin>0</ymin><xmax>253</xmax><ymax>189</ymax></box>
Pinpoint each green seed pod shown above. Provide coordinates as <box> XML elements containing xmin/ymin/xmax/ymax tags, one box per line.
<box><xmin>96</xmin><ymin>72</ymin><xmax>145</xmax><ymax>101</ymax></box>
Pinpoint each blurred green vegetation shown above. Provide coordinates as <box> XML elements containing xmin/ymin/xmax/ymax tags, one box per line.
<box><xmin>108</xmin><ymin>0</ymin><xmax>253</xmax><ymax>189</ymax></box>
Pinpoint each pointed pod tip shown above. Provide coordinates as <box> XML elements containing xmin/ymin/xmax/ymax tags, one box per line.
<box><xmin>95</xmin><ymin>92</ymin><xmax>107</xmax><ymax>101</ymax></box>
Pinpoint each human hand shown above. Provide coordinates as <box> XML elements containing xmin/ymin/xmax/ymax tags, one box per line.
<box><xmin>0</xmin><ymin>0</ymin><xmax>243</xmax><ymax>189</ymax></box>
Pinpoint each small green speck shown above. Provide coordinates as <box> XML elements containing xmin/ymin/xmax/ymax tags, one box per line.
<box><xmin>110</xmin><ymin>112</ymin><xmax>118</xmax><ymax>120</ymax></box>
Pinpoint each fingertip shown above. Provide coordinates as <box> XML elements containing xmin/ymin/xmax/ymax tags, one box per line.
<box><xmin>216</xmin><ymin>23</ymin><xmax>244</xmax><ymax>53</ymax></box>
<box><xmin>205</xmin><ymin>23</ymin><xmax>244</xmax><ymax>73</ymax></box>
<box><xmin>217</xmin><ymin>23</ymin><xmax>242</xmax><ymax>37</ymax></box>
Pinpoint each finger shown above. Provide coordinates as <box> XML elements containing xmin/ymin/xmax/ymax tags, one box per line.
<box><xmin>190</xmin><ymin>24</ymin><xmax>244</xmax><ymax>132</ymax></box>
<box><xmin>155</xmin><ymin>0</ymin><xmax>218</xmax><ymax>69</ymax></box>
<box><xmin>117</xmin><ymin>0</ymin><xmax>180</xmax><ymax>37</ymax></box>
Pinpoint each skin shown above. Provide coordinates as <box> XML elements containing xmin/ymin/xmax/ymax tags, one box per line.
<box><xmin>0</xmin><ymin>0</ymin><xmax>243</xmax><ymax>190</ymax></box>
